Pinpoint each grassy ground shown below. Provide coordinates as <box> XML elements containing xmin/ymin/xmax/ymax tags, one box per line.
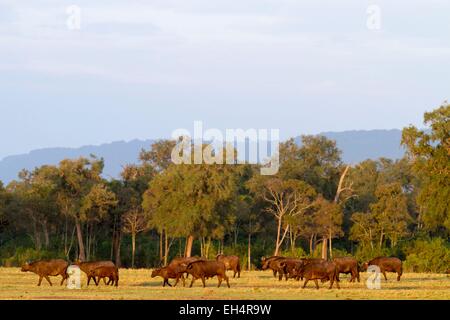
<box><xmin>0</xmin><ymin>268</ymin><xmax>449</xmax><ymax>300</ymax></box>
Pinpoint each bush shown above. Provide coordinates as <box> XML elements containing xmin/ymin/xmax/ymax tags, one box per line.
<box><xmin>404</xmin><ymin>238</ymin><xmax>450</xmax><ymax>273</ymax></box>
<box><xmin>279</xmin><ymin>247</ymin><xmax>307</xmax><ymax>258</ymax></box>
<box><xmin>1</xmin><ymin>247</ymin><xmax>61</xmax><ymax>267</ymax></box>
<box><xmin>353</xmin><ymin>246</ymin><xmax>400</xmax><ymax>263</ymax></box>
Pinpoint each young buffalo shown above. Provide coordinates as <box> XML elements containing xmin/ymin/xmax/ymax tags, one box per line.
<box><xmin>74</xmin><ymin>260</ymin><xmax>116</xmax><ymax>286</ymax></box>
<box><xmin>151</xmin><ymin>266</ymin><xmax>186</xmax><ymax>287</ymax></box>
<box><xmin>21</xmin><ymin>259</ymin><xmax>69</xmax><ymax>286</ymax></box>
<box><xmin>216</xmin><ymin>254</ymin><xmax>241</xmax><ymax>278</ymax></box>
<box><xmin>89</xmin><ymin>266</ymin><xmax>119</xmax><ymax>287</ymax></box>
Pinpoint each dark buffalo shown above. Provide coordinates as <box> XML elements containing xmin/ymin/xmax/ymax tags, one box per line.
<box><xmin>21</xmin><ymin>259</ymin><xmax>69</xmax><ymax>286</ymax></box>
<box><xmin>362</xmin><ymin>257</ymin><xmax>403</xmax><ymax>281</ymax></box>
<box><xmin>216</xmin><ymin>254</ymin><xmax>241</xmax><ymax>278</ymax></box>
<box><xmin>89</xmin><ymin>266</ymin><xmax>119</xmax><ymax>287</ymax></box>
<box><xmin>291</xmin><ymin>258</ymin><xmax>325</xmax><ymax>280</ymax></box>
<box><xmin>279</xmin><ymin>259</ymin><xmax>304</xmax><ymax>281</ymax></box>
<box><xmin>74</xmin><ymin>260</ymin><xmax>116</xmax><ymax>286</ymax></box>
<box><xmin>333</xmin><ymin>257</ymin><xmax>360</xmax><ymax>283</ymax></box>
<box><xmin>261</xmin><ymin>256</ymin><xmax>287</xmax><ymax>279</ymax></box>
<box><xmin>185</xmin><ymin>260</ymin><xmax>230</xmax><ymax>288</ymax></box>
<box><xmin>297</xmin><ymin>261</ymin><xmax>340</xmax><ymax>289</ymax></box>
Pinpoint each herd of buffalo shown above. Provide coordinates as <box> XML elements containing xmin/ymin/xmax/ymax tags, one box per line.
<box><xmin>19</xmin><ymin>254</ymin><xmax>405</xmax><ymax>290</ymax></box>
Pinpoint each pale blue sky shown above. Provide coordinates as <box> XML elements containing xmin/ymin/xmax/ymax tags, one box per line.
<box><xmin>1</xmin><ymin>0</ymin><xmax>449</xmax><ymax>159</ymax></box>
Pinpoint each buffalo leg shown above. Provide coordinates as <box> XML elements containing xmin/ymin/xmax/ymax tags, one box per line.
<box><xmin>397</xmin><ymin>272</ymin><xmax>401</xmax><ymax>281</ymax></box>
<box><xmin>302</xmin><ymin>279</ymin><xmax>309</xmax><ymax>289</ymax></box>
<box><xmin>60</xmin><ymin>274</ymin><xmax>68</xmax><ymax>286</ymax></box>
<box><xmin>189</xmin><ymin>277</ymin><xmax>196</xmax><ymax>288</ymax></box>
<box><xmin>44</xmin><ymin>275</ymin><xmax>53</xmax><ymax>286</ymax></box>
<box><xmin>38</xmin><ymin>276</ymin><xmax>43</xmax><ymax>286</ymax></box>
<box><xmin>314</xmin><ymin>279</ymin><xmax>319</xmax><ymax>289</ymax></box>
<box><xmin>201</xmin><ymin>276</ymin><xmax>206</xmax><ymax>288</ymax></box>
<box><xmin>217</xmin><ymin>276</ymin><xmax>222</xmax><ymax>288</ymax></box>
<box><xmin>382</xmin><ymin>270</ymin><xmax>388</xmax><ymax>281</ymax></box>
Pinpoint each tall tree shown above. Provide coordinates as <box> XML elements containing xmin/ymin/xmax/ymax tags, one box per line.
<box><xmin>143</xmin><ymin>156</ymin><xmax>239</xmax><ymax>259</ymax></box>
<box><xmin>402</xmin><ymin>103</ymin><xmax>450</xmax><ymax>234</ymax></box>
<box><xmin>248</xmin><ymin>177</ymin><xmax>316</xmax><ymax>256</ymax></box>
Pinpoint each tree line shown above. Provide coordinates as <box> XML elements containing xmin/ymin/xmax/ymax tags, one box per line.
<box><xmin>0</xmin><ymin>105</ymin><xmax>448</xmax><ymax>272</ymax></box>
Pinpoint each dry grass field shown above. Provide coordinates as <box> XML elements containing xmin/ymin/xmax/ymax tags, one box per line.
<box><xmin>0</xmin><ymin>268</ymin><xmax>449</xmax><ymax>300</ymax></box>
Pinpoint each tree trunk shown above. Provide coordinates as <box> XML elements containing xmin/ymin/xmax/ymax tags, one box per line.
<box><xmin>164</xmin><ymin>230</ymin><xmax>169</xmax><ymax>265</ymax></box>
<box><xmin>131</xmin><ymin>233</ymin><xmax>136</xmax><ymax>268</ymax></box>
<box><xmin>75</xmin><ymin>219</ymin><xmax>86</xmax><ymax>261</ymax></box>
<box><xmin>309</xmin><ymin>235</ymin><xmax>314</xmax><ymax>255</ymax></box>
<box><xmin>114</xmin><ymin>231</ymin><xmax>122</xmax><ymax>267</ymax></box>
<box><xmin>159</xmin><ymin>230</ymin><xmax>163</xmax><ymax>262</ymax></box>
<box><xmin>42</xmin><ymin>221</ymin><xmax>50</xmax><ymax>249</ymax></box>
<box><xmin>321</xmin><ymin>237</ymin><xmax>328</xmax><ymax>260</ymax></box>
<box><xmin>248</xmin><ymin>233</ymin><xmax>252</xmax><ymax>271</ymax></box>
<box><xmin>274</xmin><ymin>218</ymin><xmax>282</xmax><ymax>256</ymax></box>
<box><xmin>329</xmin><ymin>231</ymin><xmax>333</xmax><ymax>259</ymax></box>
<box><xmin>185</xmin><ymin>235</ymin><xmax>194</xmax><ymax>257</ymax></box>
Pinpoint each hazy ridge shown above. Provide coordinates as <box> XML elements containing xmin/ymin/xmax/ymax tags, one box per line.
<box><xmin>0</xmin><ymin>130</ymin><xmax>405</xmax><ymax>184</ymax></box>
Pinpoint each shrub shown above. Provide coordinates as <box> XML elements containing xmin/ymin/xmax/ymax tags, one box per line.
<box><xmin>1</xmin><ymin>247</ymin><xmax>60</xmax><ymax>267</ymax></box>
<box><xmin>404</xmin><ymin>238</ymin><xmax>450</xmax><ymax>273</ymax></box>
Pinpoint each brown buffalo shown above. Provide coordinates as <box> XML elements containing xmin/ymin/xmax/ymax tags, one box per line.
<box><xmin>89</xmin><ymin>266</ymin><xmax>119</xmax><ymax>287</ymax></box>
<box><xmin>261</xmin><ymin>256</ymin><xmax>287</xmax><ymax>279</ymax></box>
<box><xmin>151</xmin><ymin>265</ymin><xmax>186</xmax><ymax>287</ymax></box>
<box><xmin>185</xmin><ymin>260</ymin><xmax>230</xmax><ymax>288</ymax></box>
<box><xmin>291</xmin><ymin>258</ymin><xmax>325</xmax><ymax>281</ymax></box>
<box><xmin>362</xmin><ymin>257</ymin><xmax>403</xmax><ymax>281</ymax></box>
<box><xmin>216</xmin><ymin>254</ymin><xmax>241</xmax><ymax>278</ymax></box>
<box><xmin>21</xmin><ymin>259</ymin><xmax>69</xmax><ymax>286</ymax></box>
<box><xmin>297</xmin><ymin>261</ymin><xmax>340</xmax><ymax>289</ymax></box>
<box><xmin>279</xmin><ymin>259</ymin><xmax>304</xmax><ymax>281</ymax></box>
<box><xmin>333</xmin><ymin>257</ymin><xmax>360</xmax><ymax>283</ymax></box>
<box><xmin>74</xmin><ymin>260</ymin><xmax>116</xmax><ymax>286</ymax></box>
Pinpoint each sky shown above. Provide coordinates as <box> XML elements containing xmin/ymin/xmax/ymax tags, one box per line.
<box><xmin>0</xmin><ymin>0</ymin><xmax>449</xmax><ymax>159</ymax></box>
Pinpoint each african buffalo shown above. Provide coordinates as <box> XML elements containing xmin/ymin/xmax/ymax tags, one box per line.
<box><xmin>362</xmin><ymin>257</ymin><xmax>403</xmax><ymax>281</ymax></box>
<box><xmin>89</xmin><ymin>266</ymin><xmax>119</xmax><ymax>287</ymax></box>
<box><xmin>216</xmin><ymin>254</ymin><xmax>241</xmax><ymax>278</ymax></box>
<box><xmin>297</xmin><ymin>261</ymin><xmax>340</xmax><ymax>290</ymax></box>
<box><xmin>73</xmin><ymin>260</ymin><xmax>116</xmax><ymax>286</ymax></box>
<box><xmin>185</xmin><ymin>260</ymin><xmax>230</xmax><ymax>288</ymax></box>
<box><xmin>261</xmin><ymin>256</ymin><xmax>287</xmax><ymax>280</ymax></box>
<box><xmin>333</xmin><ymin>257</ymin><xmax>360</xmax><ymax>283</ymax></box>
<box><xmin>21</xmin><ymin>259</ymin><xmax>69</xmax><ymax>286</ymax></box>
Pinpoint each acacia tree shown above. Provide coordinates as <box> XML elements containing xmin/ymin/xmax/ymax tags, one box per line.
<box><xmin>370</xmin><ymin>183</ymin><xmax>411</xmax><ymax>248</ymax></box>
<box><xmin>313</xmin><ymin>196</ymin><xmax>343</xmax><ymax>258</ymax></box>
<box><xmin>143</xmin><ymin>155</ymin><xmax>239</xmax><ymax>261</ymax></box>
<box><xmin>248</xmin><ymin>177</ymin><xmax>316</xmax><ymax>256</ymax></box>
<box><xmin>55</xmin><ymin>157</ymin><xmax>115</xmax><ymax>261</ymax></box>
<box><xmin>123</xmin><ymin>208</ymin><xmax>147</xmax><ymax>268</ymax></box>
<box><xmin>402</xmin><ymin>103</ymin><xmax>450</xmax><ymax>234</ymax></box>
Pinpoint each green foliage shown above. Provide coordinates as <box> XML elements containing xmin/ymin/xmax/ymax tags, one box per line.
<box><xmin>404</xmin><ymin>238</ymin><xmax>450</xmax><ymax>273</ymax></box>
<box><xmin>402</xmin><ymin>103</ymin><xmax>450</xmax><ymax>234</ymax></box>
<box><xmin>1</xmin><ymin>247</ymin><xmax>64</xmax><ymax>267</ymax></box>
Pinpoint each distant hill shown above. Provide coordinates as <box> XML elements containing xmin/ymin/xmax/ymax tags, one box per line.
<box><xmin>0</xmin><ymin>139</ymin><xmax>155</xmax><ymax>184</ymax></box>
<box><xmin>0</xmin><ymin>130</ymin><xmax>406</xmax><ymax>184</ymax></box>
